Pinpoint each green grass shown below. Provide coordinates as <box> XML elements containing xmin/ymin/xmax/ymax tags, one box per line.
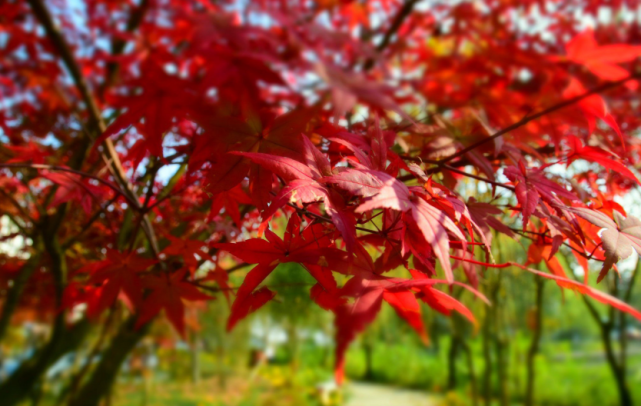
<box><xmin>342</xmin><ymin>338</ymin><xmax>641</xmax><ymax>406</ymax></box>
<box><xmin>20</xmin><ymin>336</ymin><xmax>641</xmax><ymax>406</ymax></box>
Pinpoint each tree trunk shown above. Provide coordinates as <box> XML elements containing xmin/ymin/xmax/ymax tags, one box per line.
<box><xmin>287</xmin><ymin>321</ymin><xmax>300</xmax><ymax>373</ymax></box>
<box><xmin>29</xmin><ymin>378</ymin><xmax>44</xmax><ymax>406</ymax></box>
<box><xmin>0</xmin><ymin>228</ymin><xmax>87</xmax><ymax>406</ymax></box>
<box><xmin>495</xmin><ymin>335</ymin><xmax>509</xmax><ymax>406</ymax></box>
<box><xmin>447</xmin><ymin>335</ymin><xmax>460</xmax><ymax>390</ymax></box>
<box><xmin>363</xmin><ymin>337</ymin><xmax>375</xmax><ymax>381</ymax></box>
<box><xmin>190</xmin><ymin>332</ymin><xmax>201</xmax><ymax>385</ymax></box>
<box><xmin>481</xmin><ymin>311</ymin><xmax>492</xmax><ymax>406</ymax></box>
<box><xmin>0</xmin><ymin>248</ymin><xmax>42</xmax><ymax>342</ymax></box>
<box><xmin>481</xmin><ymin>270</ymin><xmax>501</xmax><ymax>406</ymax></box>
<box><xmin>601</xmin><ymin>323</ymin><xmax>633</xmax><ymax>406</ymax></box>
<box><xmin>68</xmin><ymin>316</ymin><xmax>149</xmax><ymax>406</ymax></box>
<box><xmin>524</xmin><ymin>277</ymin><xmax>544</xmax><ymax>406</ymax></box>
<box><xmin>0</xmin><ymin>319</ymin><xmax>90</xmax><ymax>406</ymax></box>
<box><xmin>462</xmin><ymin>341</ymin><xmax>478</xmax><ymax>406</ymax></box>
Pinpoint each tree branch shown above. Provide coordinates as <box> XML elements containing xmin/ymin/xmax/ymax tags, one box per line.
<box><xmin>442</xmin><ymin>164</ymin><xmax>515</xmax><ymax>191</ymax></box>
<box><xmin>100</xmin><ymin>0</ymin><xmax>150</xmax><ymax>96</ymax></box>
<box><xmin>27</xmin><ymin>0</ymin><xmax>161</xmax><ymax>257</ymax></box>
<box><xmin>0</xmin><ymin>163</ymin><xmax>136</xmax><ymax>207</ymax></box>
<box><xmin>363</xmin><ymin>0</ymin><xmax>420</xmax><ymax>70</ymax></box>
<box><xmin>438</xmin><ymin>74</ymin><xmax>640</xmax><ymax>166</ymax></box>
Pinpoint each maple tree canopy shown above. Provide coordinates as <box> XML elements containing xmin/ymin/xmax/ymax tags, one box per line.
<box><xmin>3</xmin><ymin>0</ymin><xmax>641</xmax><ymax>390</ymax></box>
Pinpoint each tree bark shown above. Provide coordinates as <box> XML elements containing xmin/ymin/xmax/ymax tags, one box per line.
<box><xmin>601</xmin><ymin>322</ymin><xmax>633</xmax><ymax>406</ymax></box>
<box><xmin>447</xmin><ymin>335</ymin><xmax>460</xmax><ymax>390</ymax></box>
<box><xmin>0</xmin><ymin>215</ymin><xmax>88</xmax><ymax>406</ymax></box>
<box><xmin>524</xmin><ymin>277</ymin><xmax>545</xmax><ymax>406</ymax></box>
<box><xmin>0</xmin><ymin>319</ymin><xmax>90</xmax><ymax>406</ymax></box>
<box><xmin>492</xmin><ymin>271</ymin><xmax>509</xmax><ymax>406</ymax></box>
<box><xmin>495</xmin><ymin>335</ymin><xmax>509</xmax><ymax>406</ymax></box>
<box><xmin>481</xmin><ymin>309</ymin><xmax>493</xmax><ymax>406</ymax></box>
<box><xmin>363</xmin><ymin>336</ymin><xmax>375</xmax><ymax>381</ymax></box>
<box><xmin>481</xmin><ymin>271</ymin><xmax>501</xmax><ymax>406</ymax></box>
<box><xmin>0</xmin><ymin>248</ymin><xmax>42</xmax><ymax>342</ymax></box>
<box><xmin>191</xmin><ymin>332</ymin><xmax>201</xmax><ymax>385</ymax></box>
<box><xmin>287</xmin><ymin>320</ymin><xmax>300</xmax><ymax>373</ymax></box>
<box><xmin>68</xmin><ymin>317</ymin><xmax>149</xmax><ymax>406</ymax></box>
<box><xmin>462</xmin><ymin>341</ymin><xmax>478</xmax><ymax>406</ymax></box>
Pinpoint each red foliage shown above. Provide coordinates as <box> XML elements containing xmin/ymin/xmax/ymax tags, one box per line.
<box><xmin>3</xmin><ymin>0</ymin><xmax>641</xmax><ymax>385</ymax></box>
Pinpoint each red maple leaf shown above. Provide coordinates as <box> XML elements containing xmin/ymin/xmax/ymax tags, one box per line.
<box><xmin>324</xmin><ymin>169</ymin><xmax>467</xmax><ymax>282</ymax></box>
<box><xmin>562</xmin><ymin>78</ymin><xmax>624</xmax><ymax>147</ymax></box>
<box><xmin>209</xmin><ymin>185</ymin><xmax>252</xmax><ymax>226</ymax></box>
<box><xmin>565</xmin><ymin>29</ymin><xmax>641</xmax><ymax>84</ymax></box>
<box><xmin>136</xmin><ymin>269</ymin><xmax>213</xmax><ymax>337</ymax></box>
<box><xmin>99</xmin><ymin>61</ymin><xmax>194</xmax><ymax>157</ymax></box>
<box><xmin>330</xmin><ymin>268</ymin><xmax>487</xmax><ymax>384</ymax></box>
<box><xmin>566</xmin><ymin>136</ymin><xmax>640</xmax><ymax>185</ymax></box>
<box><xmin>87</xmin><ymin>250</ymin><xmax>157</xmax><ymax>316</ymax></box>
<box><xmin>504</xmin><ymin>160</ymin><xmax>578</xmax><ymax>228</ymax></box>
<box><xmin>236</xmin><ymin>134</ymin><xmax>357</xmax><ymax>250</ymax></box>
<box><xmin>41</xmin><ymin>171</ymin><xmax>106</xmax><ymax>215</ymax></box>
<box><xmin>161</xmin><ymin>235</ymin><xmax>212</xmax><ymax>270</ymax></box>
<box><xmin>196</xmin><ymin>107</ymin><xmax>316</xmax><ymax>206</ymax></box>
<box><xmin>214</xmin><ymin>214</ymin><xmax>335</xmax><ymax>330</ymax></box>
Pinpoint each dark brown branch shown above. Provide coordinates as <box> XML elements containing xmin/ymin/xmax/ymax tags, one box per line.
<box><xmin>438</xmin><ymin>74</ymin><xmax>641</xmax><ymax>166</ymax></box>
<box><xmin>0</xmin><ymin>163</ymin><xmax>136</xmax><ymax>207</ymax></box>
<box><xmin>619</xmin><ymin>261</ymin><xmax>640</xmax><ymax>370</ymax></box>
<box><xmin>0</xmin><ymin>188</ymin><xmax>36</xmax><ymax>227</ymax></box>
<box><xmin>26</xmin><ymin>0</ymin><xmax>104</xmax><ymax>133</ymax></box>
<box><xmin>65</xmin><ymin>307</ymin><xmax>117</xmax><ymax>403</ymax></box>
<box><xmin>442</xmin><ymin>164</ymin><xmax>515</xmax><ymax>191</ymax></box>
<box><xmin>511</xmin><ymin>228</ymin><xmax>605</xmax><ymax>261</ymax></box>
<box><xmin>26</xmin><ymin>0</ymin><xmax>161</xmax><ymax>257</ymax></box>
<box><xmin>100</xmin><ymin>0</ymin><xmax>150</xmax><ymax>96</ymax></box>
<box><xmin>62</xmin><ymin>195</ymin><xmax>120</xmax><ymax>250</ymax></box>
<box><xmin>0</xmin><ymin>247</ymin><xmax>42</xmax><ymax>341</ymax></box>
<box><xmin>363</xmin><ymin>0</ymin><xmax>420</xmax><ymax>70</ymax></box>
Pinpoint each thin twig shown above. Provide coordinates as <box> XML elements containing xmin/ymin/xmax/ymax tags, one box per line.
<box><xmin>27</xmin><ymin>0</ymin><xmax>162</xmax><ymax>258</ymax></box>
<box><xmin>0</xmin><ymin>163</ymin><xmax>136</xmax><ymax>207</ymax></box>
<box><xmin>363</xmin><ymin>0</ymin><xmax>421</xmax><ymax>70</ymax></box>
<box><xmin>438</xmin><ymin>74</ymin><xmax>641</xmax><ymax>166</ymax></box>
<box><xmin>442</xmin><ymin>164</ymin><xmax>514</xmax><ymax>191</ymax></box>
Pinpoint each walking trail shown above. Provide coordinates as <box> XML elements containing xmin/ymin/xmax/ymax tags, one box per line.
<box><xmin>345</xmin><ymin>382</ymin><xmax>438</xmax><ymax>406</ymax></box>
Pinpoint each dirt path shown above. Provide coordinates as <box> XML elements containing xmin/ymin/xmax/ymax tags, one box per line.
<box><xmin>345</xmin><ymin>382</ymin><xmax>438</xmax><ymax>406</ymax></box>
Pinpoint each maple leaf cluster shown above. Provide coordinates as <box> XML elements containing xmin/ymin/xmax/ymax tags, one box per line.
<box><xmin>3</xmin><ymin>0</ymin><xmax>641</xmax><ymax>390</ymax></box>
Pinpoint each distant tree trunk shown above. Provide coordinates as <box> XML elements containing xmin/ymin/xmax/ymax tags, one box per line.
<box><xmin>569</xmin><ymin>258</ymin><xmax>639</xmax><ymax>406</ymax></box>
<box><xmin>209</xmin><ymin>318</ymin><xmax>227</xmax><ymax>390</ymax></box>
<box><xmin>495</xmin><ymin>335</ymin><xmax>509</xmax><ymax>406</ymax></box>
<box><xmin>481</xmin><ymin>270</ymin><xmax>501</xmax><ymax>406</ymax></box>
<box><xmin>363</xmin><ymin>335</ymin><xmax>375</xmax><ymax>381</ymax></box>
<box><xmin>29</xmin><ymin>377</ymin><xmax>43</xmax><ymax>406</ymax></box>
<box><xmin>601</xmin><ymin>322</ymin><xmax>633</xmax><ymax>406</ymax></box>
<box><xmin>216</xmin><ymin>342</ymin><xmax>227</xmax><ymax>390</ymax></box>
<box><xmin>68</xmin><ymin>316</ymin><xmax>150</xmax><ymax>406</ymax></box>
<box><xmin>191</xmin><ymin>332</ymin><xmax>201</xmax><ymax>385</ymax></box>
<box><xmin>287</xmin><ymin>321</ymin><xmax>300</xmax><ymax>373</ymax></box>
<box><xmin>0</xmin><ymin>319</ymin><xmax>90</xmax><ymax>406</ymax></box>
<box><xmin>481</xmin><ymin>311</ymin><xmax>492</xmax><ymax>406</ymax></box>
<box><xmin>0</xmin><ymin>247</ymin><xmax>42</xmax><ymax>342</ymax></box>
<box><xmin>447</xmin><ymin>335</ymin><xmax>460</xmax><ymax>390</ymax></box>
<box><xmin>491</xmin><ymin>270</ymin><xmax>509</xmax><ymax>406</ymax></box>
<box><xmin>524</xmin><ymin>277</ymin><xmax>545</xmax><ymax>406</ymax></box>
<box><xmin>0</xmin><ymin>228</ymin><xmax>90</xmax><ymax>406</ymax></box>
<box><xmin>323</xmin><ymin>321</ymin><xmax>333</xmax><ymax>370</ymax></box>
<box><xmin>429</xmin><ymin>314</ymin><xmax>441</xmax><ymax>353</ymax></box>
<box><xmin>462</xmin><ymin>341</ymin><xmax>478</xmax><ymax>406</ymax></box>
